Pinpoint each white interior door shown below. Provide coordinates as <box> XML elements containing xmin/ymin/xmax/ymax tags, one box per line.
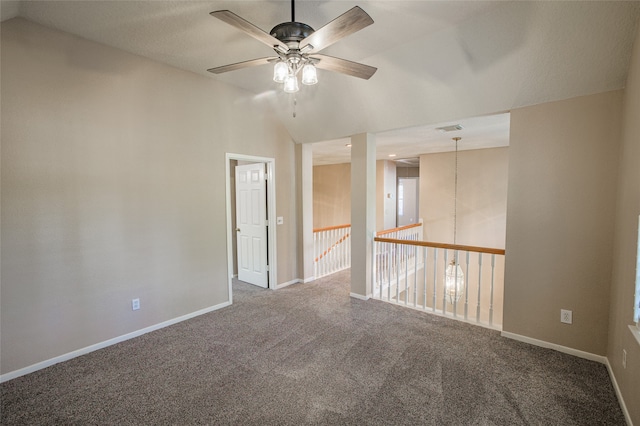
<box><xmin>235</xmin><ymin>163</ymin><xmax>268</xmax><ymax>288</ymax></box>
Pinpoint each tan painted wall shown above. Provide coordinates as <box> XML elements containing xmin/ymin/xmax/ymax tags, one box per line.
<box><xmin>0</xmin><ymin>19</ymin><xmax>298</xmax><ymax>375</ymax></box>
<box><xmin>419</xmin><ymin>147</ymin><xmax>509</xmax><ymax>249</ymax></box>
<box><xmin>313</xmin><ymin>161</ymin><xmax>397</xmax><ymax>232</ymax></box>
<box><xmin>396</xmin><ymin>167</ymin><xmax>419</xmax><ymax>178</ymax></box>
<box><xmin>607</xmin><ymin>18</ymin><xmax>640</xmax><ymax>425</ymax></box>
<box><xmin>313</xmin><ymin>163</ymin><xmax>351</xmax><ymax>229</ymax></box>
<box><xmin>504</xmin><ymin>91</ymin><xmax>622</xmax><ymax>357</ymax></box>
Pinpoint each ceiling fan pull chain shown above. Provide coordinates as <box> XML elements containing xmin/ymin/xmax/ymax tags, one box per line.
<box><xmin>293</xmin><ymin>96</ymin><xmax>297</xmax><ymax>118</ymax></box>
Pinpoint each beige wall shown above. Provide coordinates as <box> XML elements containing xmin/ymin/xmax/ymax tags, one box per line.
<box><xmin>607</xmin><ymin>17</ymin><xmax>640</xmax><ymax>425</ymax></box>
<box><xmin>504</xmin><ymin>91</ymin><xmax>622</xmax><ymax>357</ymax></box>
<box><xmin>419</xmin><ymin>147</ymin><xmax>509</xmax><ymax>249</ymax></box>
<box><xmin>313</xmin><ymin>163</ymin><xmax>351</xmax><ymax>229</ymax></box>
<box><xmin>396</xmin><ymin>167</ymin><xmax>419</xmax><ymax>178</ymax></box>
<box><xmin>313</xmin><ymin>160</ymin><xmax>397</xmax><ymax>232</ymax></box>
<box><xmin>0</xmin><ymin>19</ymin><xmax>298</xmax><ymax>375</ymax></box>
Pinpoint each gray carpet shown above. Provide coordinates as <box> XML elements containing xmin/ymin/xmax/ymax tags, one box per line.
<box><xmin>1</xmin><ymin>270</ymin><xmax>625</xmax><ymax>425</ymax></box>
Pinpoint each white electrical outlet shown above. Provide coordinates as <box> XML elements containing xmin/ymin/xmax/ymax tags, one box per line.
<box><xmin>132</xmin><ymin>298</ymin><xmax>140</xmax><ymax>311</ymax></box>
<box><xmin>622</xmin><ymin>349</ymin><xmax>627</xmax><ymax>369</ymax></box>
<box><xmin>560</xmin><ymin>309</ymin><xmax>572</xmax><ymax>324</ymax></box>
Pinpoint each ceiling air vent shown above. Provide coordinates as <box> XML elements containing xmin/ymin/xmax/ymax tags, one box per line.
<box><xmin>436</xmin><ymin>124</ymin><xmax>464</xmax><ymax>132</ymax></box>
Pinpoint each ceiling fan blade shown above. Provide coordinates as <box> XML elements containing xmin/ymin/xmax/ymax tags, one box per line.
<box><xmin>300</xmin><ymin>6</ymin><xmax>373</xmax><ymax>53</ymax></box>
<box><xmin>313</xmin><ymin>54</ymin><xmax>377</xmax><ymax>80</ymax></box>
<box><xmin>210</xmin><ymin>10</ymin><xmax>289</xmax><ymax>52</ymax></box>
<box><xmin>207</xmin><ymin>57</ymin><xmax>278</xmax><ymax>74</ymax></box>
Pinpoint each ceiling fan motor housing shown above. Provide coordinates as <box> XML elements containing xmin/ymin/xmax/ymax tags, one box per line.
<box><xmin>270</xmin><ymin>22</ymin><xmax>315</xmax><ymax>45</ymax></box>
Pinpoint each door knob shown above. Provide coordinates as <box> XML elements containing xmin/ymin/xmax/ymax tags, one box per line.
<box><xmin>235</xmin><ymin>228</ymin><xmax>241</xmax><ymax>232</ymax></box>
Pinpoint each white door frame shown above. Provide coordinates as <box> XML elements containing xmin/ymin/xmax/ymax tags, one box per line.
<box><xmin>225</xmin><ymin>153</ymin><xmax>278</xmax><ymax>303</ymax></box>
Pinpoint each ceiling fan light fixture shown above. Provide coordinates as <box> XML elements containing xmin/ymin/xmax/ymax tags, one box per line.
<box><xmin>273</xmin><ymin>61</ymin><xmax>288</xmax><ymax>83</ymax></box>
<box><xmin>208</xmin><ymin>2</ymin><xmax>377</xmax><ymax>98</ymax></box>
<box><xmin>301</xmin><ymin>63</ymin><xmax>318</xmax><ymax>85</ymax></box>
<box><xmin>283</xmin><ymin>74</ymin><xmax>299</xmax><ymax>93</ymax></box>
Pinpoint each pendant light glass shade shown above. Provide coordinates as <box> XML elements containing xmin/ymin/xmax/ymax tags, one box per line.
<box><xmin>283</xmin><ymin>74</ymin><xmax>299</xmax><ymax>93</ymax></box>
<box><xmin>445</xmin><ymin>260</ymin><xmax>464</xmax><ymax>304</ymax></box>
<box><xmin>301</xmin><ymin>63</ymin><xmax>318</xmax><ymax>85</ymax></box>
<box><xmin>273</xmin><ymin>61</ymin><xmax>288</xmax><ymax>83</ymax></box>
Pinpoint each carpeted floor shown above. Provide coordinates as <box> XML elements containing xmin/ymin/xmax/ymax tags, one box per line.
<box><xmin>1</xmin><ymin>270</ymin><xmax>626</xmax><ymax>425</ymax></box>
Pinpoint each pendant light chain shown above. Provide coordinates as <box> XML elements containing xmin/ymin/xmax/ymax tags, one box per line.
<box><xmin>453</xmin><ymin>137</ymin><xmax>461</xmax><ymax>246</ymax></box>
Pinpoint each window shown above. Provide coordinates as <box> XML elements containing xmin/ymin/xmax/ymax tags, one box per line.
<box><xmin>632</xmin><ymin>215</ymin><xmax>640</xmax><ymax>346</ymax></box>
<box><xmin>635</xmin><ymin>215</ymin><xmax>640</xmax><ymax>325</ymax></box>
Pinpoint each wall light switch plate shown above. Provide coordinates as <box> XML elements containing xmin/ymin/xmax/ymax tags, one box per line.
<box><xmin>561</xmin><ymin>309</ymin><xmax>572</xmax><ymax>324</ymax></box>
<box><xmin>132</xmin><ymin>298</ymin><xmax>140</xmax><ymax>311</ymax></box>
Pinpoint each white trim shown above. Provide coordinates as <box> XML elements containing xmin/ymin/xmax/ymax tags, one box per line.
<box><xmin>275</xmin><ymin>278</ymin><xmax>301</xmax><ymax>289</ymax></box>
<box><xmin>225</xmin><ymin>153</ymin><xmax>278</xmax><ymax>297</ymax></box>
<box><xmin>630</xmin><ymin>324</ymin><xmax>640</xmax><ymax>347</ymax></box>
<box><xmin>604</xmin><ymin>358</ymin><xmax>633</xmax><ymax>426</ymax></box>
<box><xmin>350</xmin><ymin>292</ymin><xmax>371</xmax><ymax>301</ymax></box>
<box><xmin>500</xmin><ymin>331</ymin><xmax>607</xmax><ymax>364</ymax></box>
<box><xmin>303</xmin><ymin>276</ymin><xmax>316</xmax><ymax>283</ymax></box>
<box><xmin>0</xmin><ymin>301</ymin><xmax>231</xmax><ymax>383</ymax></box>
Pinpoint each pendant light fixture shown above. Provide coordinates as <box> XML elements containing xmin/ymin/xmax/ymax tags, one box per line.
<box><xmin>445</xmin><ymin>137</ymin><xmax>464</xmax><ymax>304</ymax></box>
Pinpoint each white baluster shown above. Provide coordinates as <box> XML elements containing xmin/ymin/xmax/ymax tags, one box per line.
<box><xmin>387</xmin><ymin>243</ymin><xmax>391</xmax><ymax>301</ymax></box>
<box><xmin>372</xmin><ymin>239</ymin><xmax>377</xmax><ymax>298</ymax></box>
<box><xmin>423</xmin><ymin>247</ymin><xmax>428</xmax><ymax>309</ymax></box>
<box><xmin>490</xmin><ymin>254</ymin><xmax>496</xmax><ymax>326</ymax></box>
<box><xmin>395</xmin><ymin>243</ymin><xmax>400</xmax><ymax>302</ymax></box>
<box><xmin>413</xmin><ymin>245</ymin><xmax>418</xmax><ymax>307</ymax></box>
<box><xmin>443</xmin><ymin>249</ymin><xmax>448</xmax><ymax>315</ymax></box>
<box><xmin>464</xmin><ymin>251</ymin><xmax>470</xmax><ymax>320</ymax></box>
<box><xmin>477</xmin><ymin>254</ymin><xmax>483</xmax><ymax>323</ymax></box>
<box><xmin>432</xmin><ymin>249</ymin><xmax>438</xmax><ymax>312</ymax></box>
<box><xmin>453</xmin><ymin>250</ymin><xmax>459</xmax><ymax>317</ymax></box>
<box><xmin>404</xmin><ymin>245</ymin><xmax>409</xmax><ymax>305</ymax></box>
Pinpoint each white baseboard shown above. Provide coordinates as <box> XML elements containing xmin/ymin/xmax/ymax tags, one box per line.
<box><xmin>350</xmin><ymin>292</ymin><xmax>371</xmax><ymax>301</ymax></box>
<box><xmin>275</xmin><ymin>278</ymin><xmax>301</xmax><ymax>289</ymax></box>
<box><xmin>604</xmin><ymin>358</ymin><xmax>633</xmax><ymax>426</ymax></box>
<box><xmin>500</xmin><ymin>331</ymin><xmax>607</xmax><ymax>364</ymax></box>
<box><xmin>0</xmin><ymin>300</ymin><xmax>231</xmax><ymax>383</ymax></box>
<box><xmin>303</xmin><ymin>276</ymin><xmax>316</xmax><ymax>283</ymax></box>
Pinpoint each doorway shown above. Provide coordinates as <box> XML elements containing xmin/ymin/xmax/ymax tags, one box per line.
<box><xmin>235</xmin><ymin>163</ymin><xmax>268</xmax><ymax>288</ymax></box>
<box><xmin>397</xmin><ymin>177</ymin><xmax>419</xmax><ymax>227</ymax></box>
<box><xmin>225</xmin><ymin>154</ymin><xmax>277</xmax><ymax>302</ymax></box>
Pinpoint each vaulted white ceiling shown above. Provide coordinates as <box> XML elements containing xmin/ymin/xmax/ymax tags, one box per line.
<box><xmin>2</xmin><ymin>1</ymin><xmax>639</xmax><ymax>149</ymax></box>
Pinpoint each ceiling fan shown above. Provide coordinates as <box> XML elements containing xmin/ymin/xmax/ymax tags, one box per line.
<box><xmin>207</xmin><ymin>0</ymin><xmax>377</xmax><ymax>94</ymax></box>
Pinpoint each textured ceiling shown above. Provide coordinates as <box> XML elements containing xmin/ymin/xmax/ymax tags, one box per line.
<box><xmin>2</xmin><ymin>1</ymin><xmax>639</xmax><ymax>156</ymax></box>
